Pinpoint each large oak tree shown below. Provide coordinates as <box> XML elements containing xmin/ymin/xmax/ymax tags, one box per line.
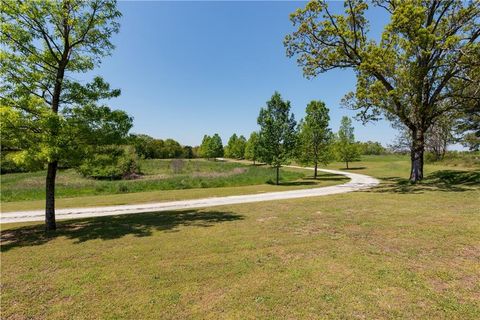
<box><xmin>285</xmin><ymin>0</ymin><xmax>480</xmax><ymax>181</ymax></box>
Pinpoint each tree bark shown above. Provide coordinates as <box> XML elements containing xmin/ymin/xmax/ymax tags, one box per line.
<box><xmin>276</xmin><ymin>166</ymin><xmax>280</xmax><ymax>185</ymax></box>
<box><xmin>314</xmin><ymin>162</ymin><xmax>318</xmax><ymax>179</ymax></box>
<box><xmin>410</xmin><ymin>129</ymin><xmax>425</xmax><ymax>182</ymax></box>
<box><xmin>45</xmin><ymin>161</ymin><xmax>58</xmax><ymax>231</ymax></box>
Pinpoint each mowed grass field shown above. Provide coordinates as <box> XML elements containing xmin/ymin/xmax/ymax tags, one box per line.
<box><xmin>1</xmin><ymin>155</ymin><xmax>479</xmax><ymax>319</ymax></box>
<box><xmin>0</xmin><ymin>159</ymin><xmax>347</xmax><ymax>212</ymax></box>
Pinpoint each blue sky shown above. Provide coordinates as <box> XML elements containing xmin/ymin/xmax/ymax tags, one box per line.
<box><xmin>84</xmin><ymin>1</ymin><xmax>397</xmax><ymax>146</ymax></box>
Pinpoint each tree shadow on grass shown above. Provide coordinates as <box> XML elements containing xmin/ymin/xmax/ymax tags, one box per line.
<box><xmin>371</xmin><ymin>169</ymin><xmax>480</xmax><ymax>194</ymax></box>
<box><xmin>0</xmin><ymin>209</ymin><xmax>243</xmax><ymax>252</ymax></box>
<box><xmin>266</xmin><ymin>172</ymin><xmax>348</xmax><ymax>186</ymax></box>
<box><xmin>267</xmin><ymin>180</ymin><xmax>317</xmax><ymax>186</ymax></box>
<box><xmin>303</xmin><ymin>173</ymin><xmax>349</xmax><ymax>182</ymax></box>
<box><xmin>340</xmin><ymin>167</ymin><xmax>366</xmax><ymax>171</ymax></box>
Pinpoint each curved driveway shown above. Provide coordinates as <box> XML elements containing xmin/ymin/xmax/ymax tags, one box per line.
<box><xmin>1</xmin><ymin>166</ymin><xmax>379</xmax><ymax>224</ymax></box>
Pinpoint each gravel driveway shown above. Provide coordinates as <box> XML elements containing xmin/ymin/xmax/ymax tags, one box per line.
<box><xmin>1</xmin><ymin>166</ymin><xmax>379</xmax><ymax>224</ymax></box>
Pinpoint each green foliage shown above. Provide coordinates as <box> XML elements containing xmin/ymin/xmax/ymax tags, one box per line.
<box><xmin>296</xmin><ymin>100</ymin><xmax>334</xmax><ymax>167</ymax></box>
<box><xmin>462</xmin><ymin>133</ymin><xmax>480</xmax><ymax>152</ymax></box>
<box><xmin>128</xmin><ymin>134</ymin><xmax>184</xmax><ymax>159</ymax></box>
<box><xmin>77</xmin><ymin>146</ymin><xmax>140</xmax><ymax>180</ymax></box>
<box><xmin>454</xmin><ymin>63</ymin><xmax>480</xmax><ymax>151</ymax></box>
<box><xmin>257</xmin><ymin>92</ymin><xmax>297</xmax><ymax>168</ymax></box>
<box><xmin>199</xmin><ymin>134</ymin><xmax>224</xmax><ymax>159</ymax></box>
<box><xmin>224</xmin><ymin>134</ymin><xmax>246</xmax><ymax>159</ymax></box>
<box><xmin>1</xmin><ymin>0</ymin><xmax>128</xmax><ymax>228</ymax></box>
<box><xmin>1</xmin><ymin>160</ymin><xmax>309</xmax><ymax>202</ymax></box>
<box><xmin>1</xmin><ymin>103</ymin><xmax>133</xmax><ymax>170</ymax></box>
<box><xmin>0</xmin><ymin>151</ymin><xmax>37</xmax><ymax>174</ymax></box>
<box><xmin>335</xmin><ymin>116</ymin><xmax>360</xmax><ymax>168</ymax></box>
<box><xmin>358</xmin><ymin>141</ymin><xmax>387</xmax><ymax>155</ymax></box>
<box><xmin>430</xmin><ymin>151</ymin><xmax>480</xmax><ymax>167</ymax></box>
<box><xmin>285</xmin><ymin>0</ymin><xmax>480</xmax><ymax>180</ymax></box>
<box><xmin>199</xmin><ymin>135</ymin><xmax>212</xmax><ymax>159</ymax></box>
<box><xmin>244</xmin><ymin>132</ymin><xmax>260</xmax><ymax>163</ymax></box>
<box><xmin>182</xmin><ymin>146</ymin><xmax>194</xmax><ymax>159</ymax></box>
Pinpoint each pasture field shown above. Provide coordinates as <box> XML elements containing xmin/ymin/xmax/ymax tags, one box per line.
<box><xmin>1</xmin><ymin>155</ymin><xmax>479</xmax><ymax>319</ymax></box>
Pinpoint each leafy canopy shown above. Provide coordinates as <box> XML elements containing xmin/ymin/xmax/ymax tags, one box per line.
<box><xmin>225</xmin><ymin>134</ymin><xmax>247</xmax><ymax>159</ymax></box>
<box><xmin>0</xmin><ymin>0</ymin><xmax>130</xmax><ymax>168</ymax></box>
<box><xmin>245</xmin><ymin>132</ymin><xmax>260</xmax><ymax>162</ymax></box>
<box><xmin>335</xmin><ymin>116</ymin><xmax>360</xmax><ymax>165</ymax></box>
<box><xmin>285</xmin><ymin>0</ymin><xmax>480</xmax><ymax>132</ymax></box>
<box><xmin>297</xmin><ymin>100</ymin><xmax>334</xmax><ymax>166</ymax></box>
<box><xmin>199</xmin><ymin>134</ymin><xmax>224</xmax><ymax>159</ymax></box>
<box><xmin>257</xmin><ymin>92</ymin><xmax>297</xmax><ymax>168</ymax></box>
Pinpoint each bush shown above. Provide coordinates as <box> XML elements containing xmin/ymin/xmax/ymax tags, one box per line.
<box><xmin>78</xmin><ymin>145</ymin><xmax>141</xmax><ymax>180</ymax></box>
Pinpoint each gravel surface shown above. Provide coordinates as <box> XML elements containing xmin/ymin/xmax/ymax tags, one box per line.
<box><xmin>1</xmin><ymin>166</ymin><xmax>379</xmax><ymax>224</ymax></box>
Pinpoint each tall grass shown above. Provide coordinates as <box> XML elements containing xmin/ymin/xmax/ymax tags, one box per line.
<box><xmin>1</xmin><ymin>160</ymin><xmax>305</xmax><ymax>202</ymax></box>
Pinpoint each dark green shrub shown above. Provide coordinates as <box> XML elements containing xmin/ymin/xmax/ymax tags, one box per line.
<box><xmin>78</xmin><ymin>146</ymin><xmax>141</xmax><ymax>180</ymax></box>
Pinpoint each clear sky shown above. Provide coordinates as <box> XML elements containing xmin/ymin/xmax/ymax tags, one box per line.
<box><xmin>84</xmin><ymin>1</ymin><xmax>397</xmax><ymax>147</ymax></box>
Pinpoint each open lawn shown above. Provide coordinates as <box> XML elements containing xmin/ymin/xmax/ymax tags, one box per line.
<box><xmin>1</xmin><ymin>156</ymin><xmax>479</xmax><ymax>319</ymax></box>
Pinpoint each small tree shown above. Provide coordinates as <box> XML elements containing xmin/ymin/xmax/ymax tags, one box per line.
<box><xmin>182</xmin><ymin>146</ymin><xmax>194</xmax><ymax>159</ymax></box>
<box><xmin>335</xmin><ymin>116</ymin><xmax>360</xmax><ymax>169</ymax></box>
<box><xmin>426</xmin><ymin>116</ymin><xmax>455</xmax><ymax>161</ymax></box>
<box><xmin>235</xmin><ymin>135</ymin><xmax>247</xmax><ymax>159</ymax></box>
<box><xmin>1</xmin><ymin>0</ymin><xmax>126</xmax><ymax>230</ymax></box>
<box><xmin>225</xmin><ymin>134</ymin><xmax>246</xmax><ymax>159</ymax></box>
<box><xmin>210</xmin><ymin>133</ymin><xmax>224</xmax><ymax>159</ymax></box>
<box><xmin>245</xmin><ymin>132</ymin><xmax>260</xmax><ymax>165</ymax></box>
<box><xmin>199</xmin><ymin>135</ymin><xmax>213</xmax><ymax>159</ymax></box>
<box><xmin>358</xmin><ymin>141</ymin><xmax>387</xmax><ymax>155</ymax></box>
<box><xmin>224</xmin><ymin>133</ymin><xmax>238</xmax><ymax>158</ymax></box>
<box><xmin>199</xmin><ymin>134</ymin><xmax>223</xmax><ymax>160</ymax></box>
<box><xmin>257</xmin><ymin>92</ymin><xmax>297</xmax><ymax>185</ymax></box>
<box><xmin>391</xmin><ymin>114</ymin><xmax>455</xmax><ymax>160</ymax></box>
<box><xmin>297</xmin><ymin>100</ymin><xmax>333</xmax><ymax>178</ymax></box>
<box><xmin>163</xmin><ymin>139</ymin><xmax>183</xmax><ymax>158</ymax></box>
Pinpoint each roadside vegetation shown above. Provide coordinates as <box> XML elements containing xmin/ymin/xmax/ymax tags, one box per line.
<box><xmin>1</xmin><ymin>160</ymin><xmax>311</xmax><ymax>204</ymax></box>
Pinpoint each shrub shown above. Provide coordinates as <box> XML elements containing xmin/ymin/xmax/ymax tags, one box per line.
<box><xmin>78</xmin><ymin>145</ymin><xmax>141</xmax><ymax>180</ymax></box>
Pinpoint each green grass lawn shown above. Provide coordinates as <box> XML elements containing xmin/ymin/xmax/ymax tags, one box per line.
<box><xmin>1</xmin><ymin>156</ymin><xmax>479</xmax><ymax>319</ymax></box>
<box><xmin>0</xmin><ymin>159</ymin><xmax>312</xmax><ymax>204</ymax></box>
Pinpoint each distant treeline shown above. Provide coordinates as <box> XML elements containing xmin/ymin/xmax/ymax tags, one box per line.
<box><xmin>126</xmin><ymin>134</ymin><xmax>195</xmax><ymax>159</ymax></box>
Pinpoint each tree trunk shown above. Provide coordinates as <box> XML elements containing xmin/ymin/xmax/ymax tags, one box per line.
<box><xmin>410</xmin><ymin>129</ymin><xmax>425</xmax><ymax>182</ymax></box>
<box><xmin>276</xmin><ymin>166</ymin><xmax>280</xmax><ymax>185</ymax></box>
<box><xmin>45</xmin><ymin>161</ymin><xmax>58</xmax><ymax>231</ymax></box>
<box><xmin>346</xmin><ymin>161</ymin><xmax>349</xmax><ymax>169</ymax></box>
<box><xmin>314</xmin><ymin>162</ymin><xmax>318</xmax><ymax>179</ymax></box>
